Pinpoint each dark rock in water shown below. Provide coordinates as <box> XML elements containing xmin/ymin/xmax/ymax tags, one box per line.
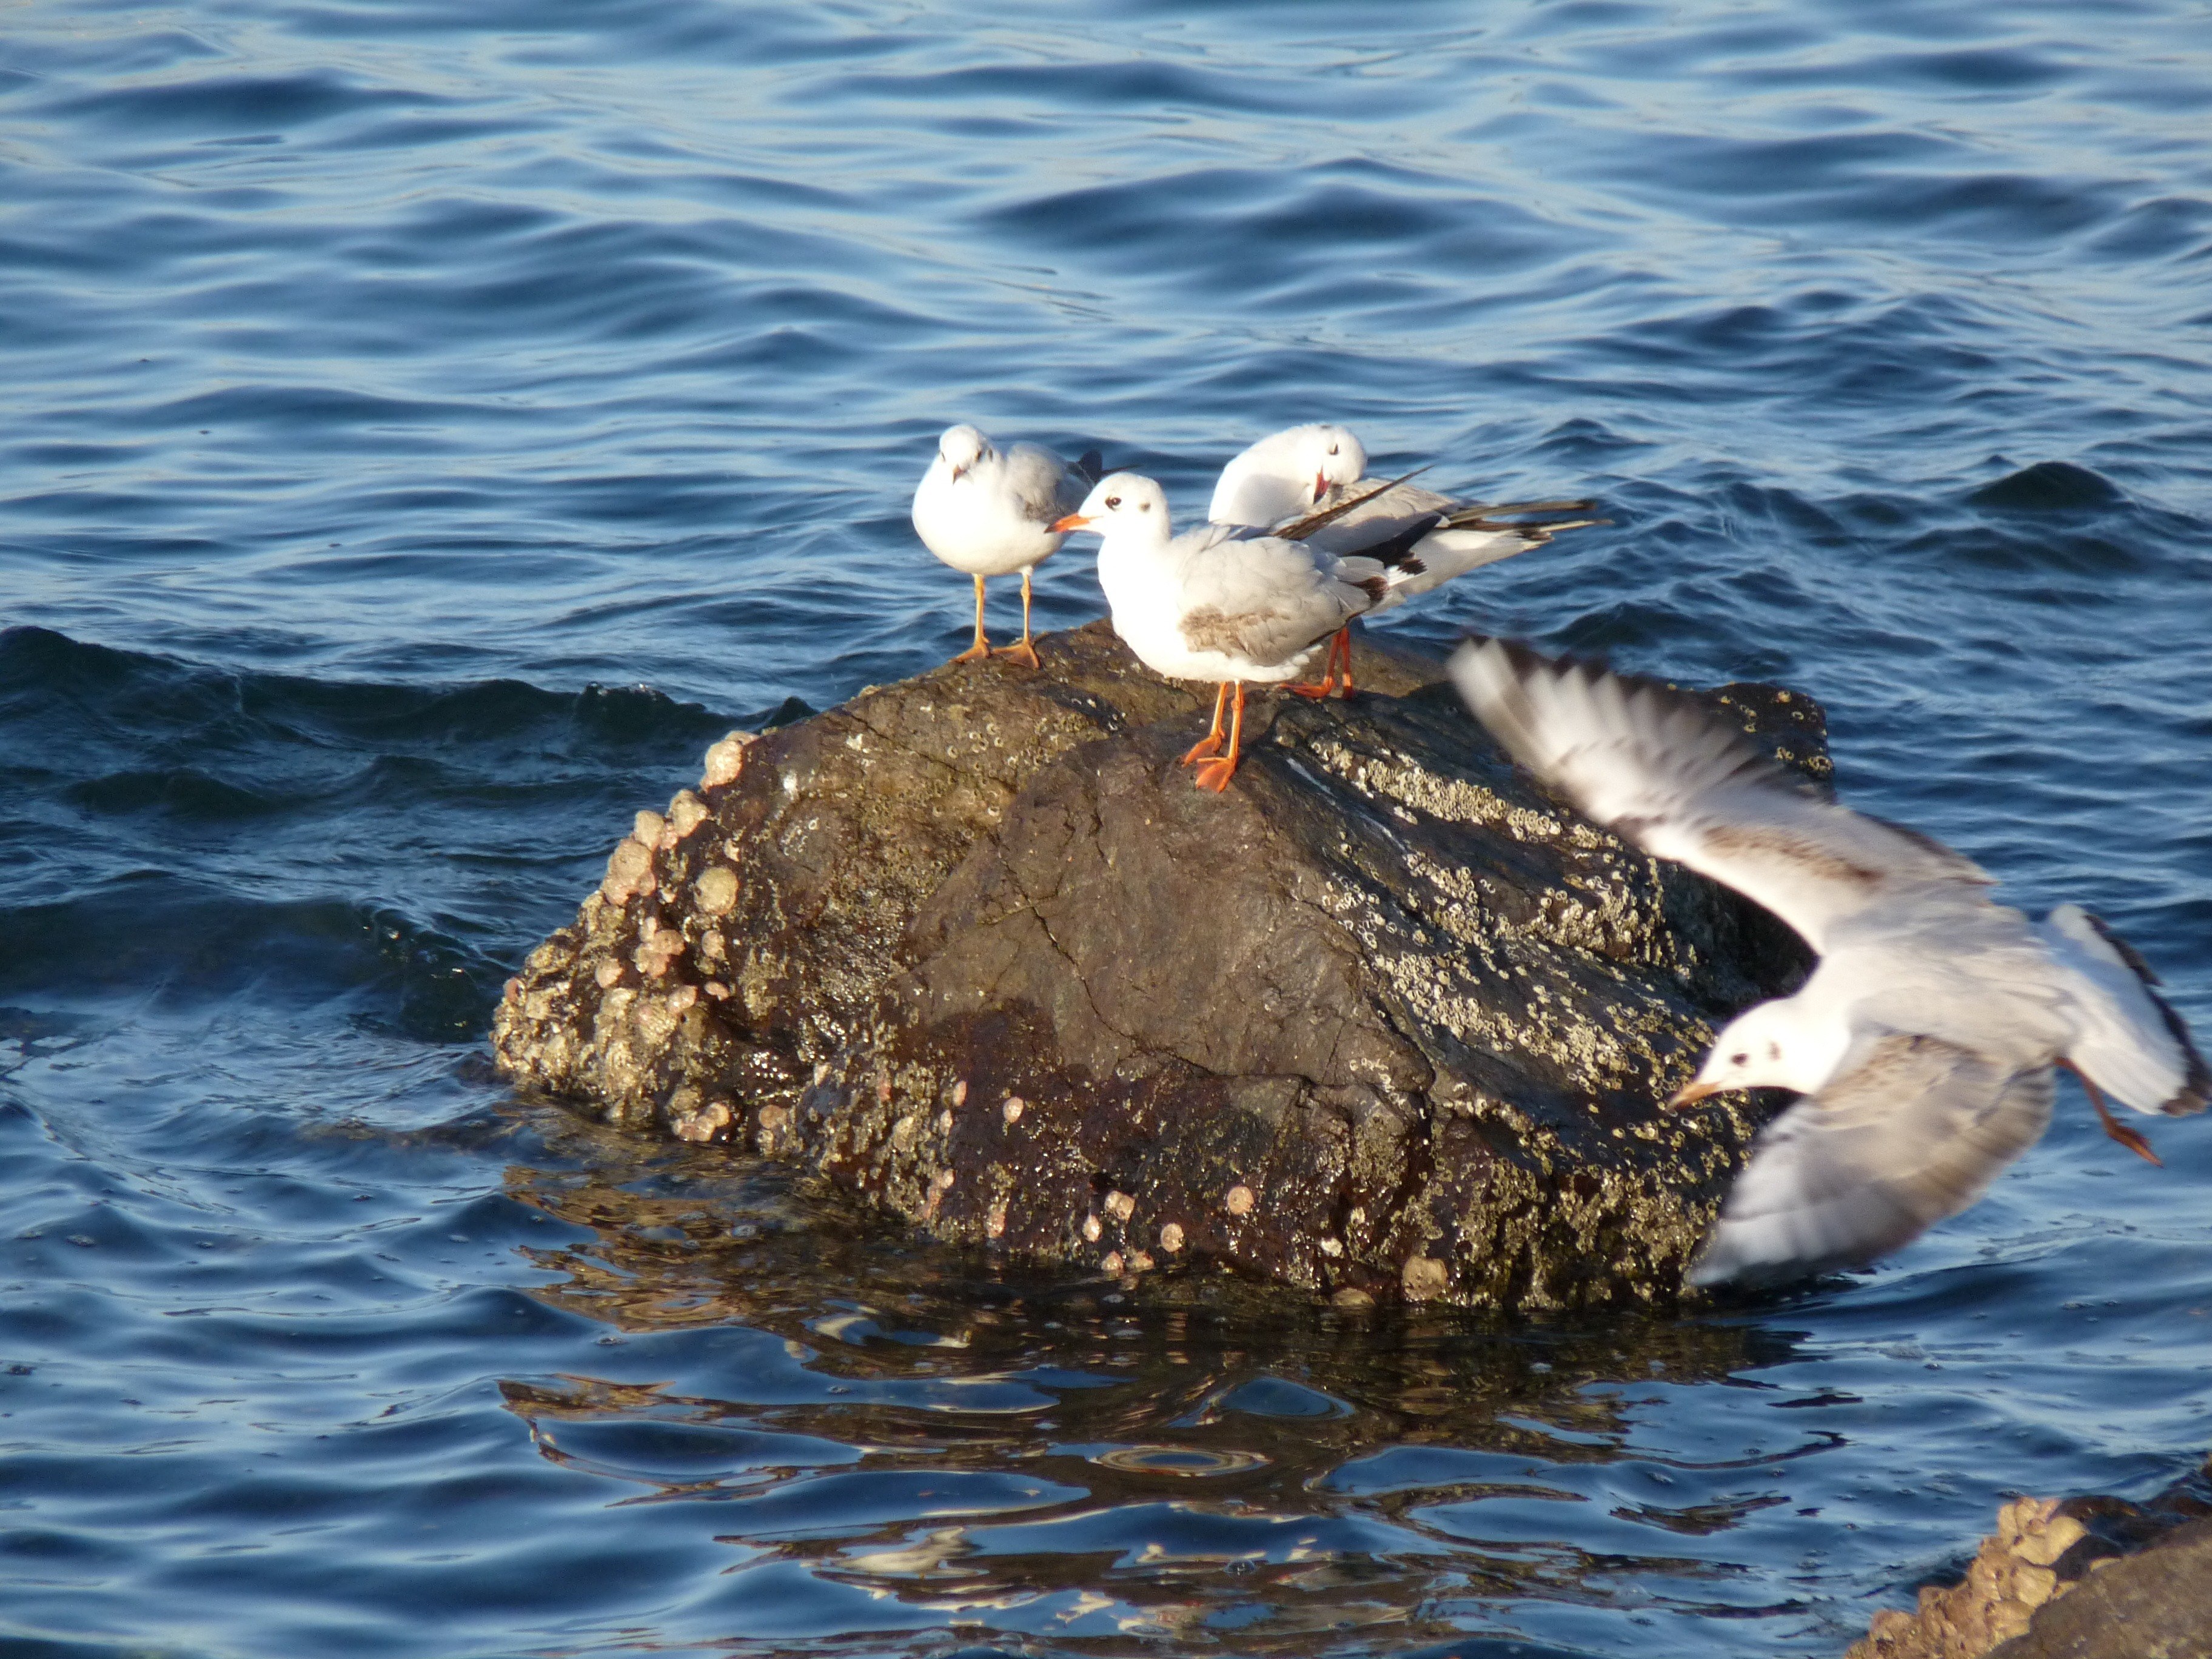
<box><xmin>492</xmin><ymin>621</ymin><xmax>1829</xmax><ymax>1312</ymax></box>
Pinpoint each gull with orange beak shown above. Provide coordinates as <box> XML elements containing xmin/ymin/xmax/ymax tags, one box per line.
<box><xmin>1051</xmin><ymin>472</ymin><xmax>1412</xmax><ymax>791</ymax></box>
<box><xmin>1452</xmin><ymin>637</ymin><xmax>2207</xmax><ymax>1289</ymax></box>
<box><xmin>1210</xmin><ymin>424</ymin><xmax>1599</xmax><ymax>699</ymax></box>
<box><xmin>911</xmin><ymin>423</ymin><xmax>1101</xmax><ymax>669</ymax></box>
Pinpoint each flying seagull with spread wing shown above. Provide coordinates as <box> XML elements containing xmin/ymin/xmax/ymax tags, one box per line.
<box><xmin>1450</xmin><ymin>637</ymin><xmax>2207</xmax><ymax>1289</ymax></box>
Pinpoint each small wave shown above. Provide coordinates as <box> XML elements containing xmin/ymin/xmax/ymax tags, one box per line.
<box><xmin>0</xmin><ymin>627</ymin><xmax>748</xmax><ymax>1036</ymax></box>
<box><xmin>1966</xmin><ymin>459</ymin><xmax>2125</xmax><ymax>513</ymax></box>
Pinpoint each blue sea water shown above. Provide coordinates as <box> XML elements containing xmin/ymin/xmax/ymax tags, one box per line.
<box><xmin>2</xmin><ymin>1</ymin><xmax>2210</xmax><ymax>1654</ymax></box>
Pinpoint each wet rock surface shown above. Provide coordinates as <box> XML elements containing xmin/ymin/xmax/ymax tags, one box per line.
<box><xmin>1846</xmin><ymin>1460</ymin><xmax>2212</xmax><ymax>1659</ymax></box>
<box><xmin>492</xmin><ymin>620</ymin><xmax>1830</xmax><ymax>1310</ymax></box>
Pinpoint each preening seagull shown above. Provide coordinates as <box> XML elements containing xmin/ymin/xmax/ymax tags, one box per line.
<box><xmin>1450</xmin><ymin>637</ymin><xmax>2207</xmax><ymax>1289</ymax></box>
<box><xmin>1212</xmin><ymin>424</ymin><xmax>1598</xmax><ymax>697</ymax></box>
<box><xmin>1053</xmin><ymin>472</ymin><xmax>1416</xmax><ymax>790</ymax></box>
<box><xmin>1208</xmin><ymin>423</ymin><xmax>1372</xmax><ymax>528</ymax></box>
<box><xmin>911</xmin><ymin>423</ymin><xmax>1102</xmax><ymax>669</ymax></box>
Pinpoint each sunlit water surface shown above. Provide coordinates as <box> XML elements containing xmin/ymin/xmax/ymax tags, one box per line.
<box><xmin>3</xmin><ymin>2</ymin><xmax>2210</xmax><ymax>1654</ymax></box>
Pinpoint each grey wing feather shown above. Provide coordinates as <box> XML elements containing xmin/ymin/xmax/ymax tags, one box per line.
<box><xmin>1004</xmin><ymin>443</ymin><xmax>1083</xmax><ymax>524</ymax></box>
<box><xmin>1687</xmin><ymin>1034</ymin><xmax>2054</xmax><ymax>1289</ymax></box>
<box><xmin>1450</xmin><ymin>637</ymin><xmax>1993</xmax><ymax>953</ymax></box>
<box><xmin>1177</xmin><ymin>534</ymin><xmax>1371</xmax><ymax>666</ymax></box>
<box><xmin>2042</xmin><ymin>903</ymin><xmax>2210</xmax><ymax>1116</ymax></box>
<box><xmin>1287</xmin><ymin>480</ymin><xmax>1598</xmax><ymax>575</ymax></box>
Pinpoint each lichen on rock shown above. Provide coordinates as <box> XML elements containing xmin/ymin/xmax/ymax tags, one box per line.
<box><xmin>492</xmin><ymin>620</ymin><xmax>1829</xmax><ymax>1310</ymax></box>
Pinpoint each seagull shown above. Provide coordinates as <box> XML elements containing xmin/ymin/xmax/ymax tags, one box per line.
<box><xmin>1211</xmin><ymin>424</ymin><xmax>1598</xmax><ymax>699</ymax></box>
<box><xmin>1208</xmin><ymin>422</ymin><xmax>1372</xmax><ymax>527</ymax></box>
<box><xmin>1052</xmin><ymin>472</ymin><xmax>1413</xmax><ymax>791</ymax></box>
<box><xmin>1450</xmin><ymin>637</ymin><xmax>2208</xmax><ymax>1290</ymax></box>
<box><xmin>911</xmin><ymin>423</ymin><xmax>1102</xmax><ymax>670</ymax></box>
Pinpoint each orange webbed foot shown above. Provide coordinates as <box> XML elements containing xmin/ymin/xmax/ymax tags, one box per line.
<box><xmin>991</xmin><ymin>640</ymin><xmax>1042</xmax><ymax>671</ymax></box>
<box><xmin>2105</xmin><ymin>1114</ymin><xmax>2163</xmax><ymax>1166</ymax></box>
<box><xmin>1193</xmin><ymin>757</ymin><xmax>1238</xmax><ymax>792</ymax></box>
<box><xmin>950</xmin><ymin>641</ymin><xmax>991</xmax><ymax>664</ymax></box>
<box><xmin>1180</xmin><ymin>732</ymin><xmax>1225</xmax><ymax>765</ymax></box>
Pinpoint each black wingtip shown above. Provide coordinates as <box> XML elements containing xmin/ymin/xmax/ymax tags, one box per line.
<box><xmin>1361</xmin><ymin>514</ymin><xmax>1444</xmax><ymax>569</ymax></box>
<box><xmin>1076</xmin><ymin>449</ymin><xmax>1107</xmax><ymax>484</ymax></box>
<box><xmin>1461</xmin><ymin>497</ymin><xmax>1598</xmax><ymax>518</ymax></box>
<box><xmin>2171</xmin><ymin>1050</ymin><xmax>2212</xmax><ymax>1117</ymax></box>
<box><xmin>1449</xmin><ymin>502</ymin><xmax>1607</xmax><ymax>532</ymax></box>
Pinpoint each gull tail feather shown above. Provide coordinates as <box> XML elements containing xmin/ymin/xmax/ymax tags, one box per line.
<box><xmin>2044</xmin><ymin>903</ymin><xmax>2210</xmax><ymax>1117</ymax></box>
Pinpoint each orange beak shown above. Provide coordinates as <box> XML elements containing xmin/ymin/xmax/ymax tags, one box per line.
<box><xmin>1666</xmin><ymin>1080</ymin><xmax>1727</xmax><ymax>1110</ymax></box>
<box><xmin>1312</xmin><ymin>471</ymin><xmax>1327</xmax><ymax>503</ymax></box>
<box><xmin>1050</xmin><ymin>512</ymin><xmax>1091</xmax><ymax>532</ymax></box>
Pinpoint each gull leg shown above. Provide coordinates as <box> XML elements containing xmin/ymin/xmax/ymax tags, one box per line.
<box><xmin>1181</xmin><ymin>682</ymin><xmax>1229</xmax><ymax>765</ymax></box>
<box><xmin>1194</xmin><ymin>682</ymin><xmax>1246</xmax><ymax>791</ymax></box>
<box><xmin>2061</xmin><ymin>1057</ymin><xmax>2161</xmax><ymax>1165</ymax></box>
<box><xmin>1286</xmin><ymin>628</ymin><xmax>1348</xmax><ymax>699</ymax></box>
<box><xmin>992</xmin><ymin>568</ymin><xmax>1042</xmax><ymax>670</ymax></box>
<box><xmin>951</xmin><ymin>575</ymin><xmax>991</xmax><ymax>663</ymax></box>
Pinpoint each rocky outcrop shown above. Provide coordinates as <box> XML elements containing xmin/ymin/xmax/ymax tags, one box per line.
<box><xmin>1846</xmin><ymin>1463</ymin><xmax>2212</xmax><ymax>1659</ymax></box>
<box><xmin>492</xmin><ymin>620</ymin><xmax>1830</xmax><ymax>1311</ymax></box>
<box><xmin>1990</xmin><ymin>1521</ymin><xmax>2212</xmax><ymax>1658</ymax></box>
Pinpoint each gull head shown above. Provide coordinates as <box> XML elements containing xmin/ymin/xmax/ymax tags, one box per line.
<box><xmin>1051</xmin><ymin>472</ymin><xmax>1171</xmax><ymax>538</ymax></box>
<box><xmin>1669</xmin><ymin>1000</ymin><xmax>1839</xmax><ymax>1107</ymax></box>
<box><xmin>937</xmin><ymin>423</ymin><xmax>991</xmax><ymax>482</ymax></box>
<box><xmin>1289</xmin><ymin>423</ymin><xmax>1367</xmax><ymax>504</ymax></box>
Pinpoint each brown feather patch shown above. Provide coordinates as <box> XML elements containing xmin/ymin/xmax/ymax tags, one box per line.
<box><xmin>1700</xmin><ymin>823</ymin><xmax>1888</xmax><ymax>888</ymax></box>
<box><xmin>1179</xmin><ymin>603</ymin><xmax>1282</xmax><ymax>657</ymax></box>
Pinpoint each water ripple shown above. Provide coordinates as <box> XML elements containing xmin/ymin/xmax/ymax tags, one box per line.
<box><xmin>2</xmin><ymin>1</ymin><xmax>2210</xmax><ymax>1654</ymax></box>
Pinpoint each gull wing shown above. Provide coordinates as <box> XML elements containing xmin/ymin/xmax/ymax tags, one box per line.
<box><xmin>1688</xmin><ymin>1034</ymin><xmax>2054</xmax><ymax>1289</ymax></box>
<box><xmin>1175</xmin><ymin>534</ymin><xmax>1377</xmax><ymax>668</ymax></box>
<box><xmin>1269</xmin><ymin>466</ymin><xmax>1432</xmax><ymax>543</ymax></box>
<box><xmin>1450</xmin><ymin>638</ymin><xmax>1993</xmax><ymax>953</ymax></box>
<box><xmin>1292</xmin><ymin>484</ymin><xmax>1602</xmax><ymax>593</ymax></box>
<box><xmin>1003</xmin><ymin>443</ymin><xmax>1085</xmax><ymax>525</ymax></box>
<box><xmin>2042</xmin><ymin>903</ymin><xmax>2210</xmax><ymax>1117</ymax></box>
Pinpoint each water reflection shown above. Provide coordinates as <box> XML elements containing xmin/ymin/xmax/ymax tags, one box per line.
<box><xmin>495</xmin><ymin>1107</ymin><xmax>1821</xmax><ymax>1649</ymax></box>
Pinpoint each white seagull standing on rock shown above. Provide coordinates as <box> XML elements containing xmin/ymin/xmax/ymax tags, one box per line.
<box><xmin>1053</xmin><ymin>472</ymin><xmax>1430</xmax><ymax>791</ymax></box>
<box><xmin>1451</xmin><ymin>637</ymin><xmax>2208</xmax><ymax>1290</ymax></box>
<box><xmin>1211</xmin><ymin>424</ymin><xmax>1599</xmax><ymax>698</ymax></box>
<box><xmin>911</xmin><ymin>423</ymin><xmax>1101</xmax><ymax>670</ymax></box>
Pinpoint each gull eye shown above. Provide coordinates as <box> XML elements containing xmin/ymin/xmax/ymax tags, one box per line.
<box><xmin>1104</xmin><ymin>495</ymin><xmax>1121</xmax><ymax>509</ymax></box>
<box><xmin>1328</xmin><ymin>443</ymin><xmax>1339</xmax><ymax>455</ymax></box>
<box><xmin>1730</xmin><ymin>1052</ymin><xmax>1749</xmax><ymax>1068</ymax></box>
